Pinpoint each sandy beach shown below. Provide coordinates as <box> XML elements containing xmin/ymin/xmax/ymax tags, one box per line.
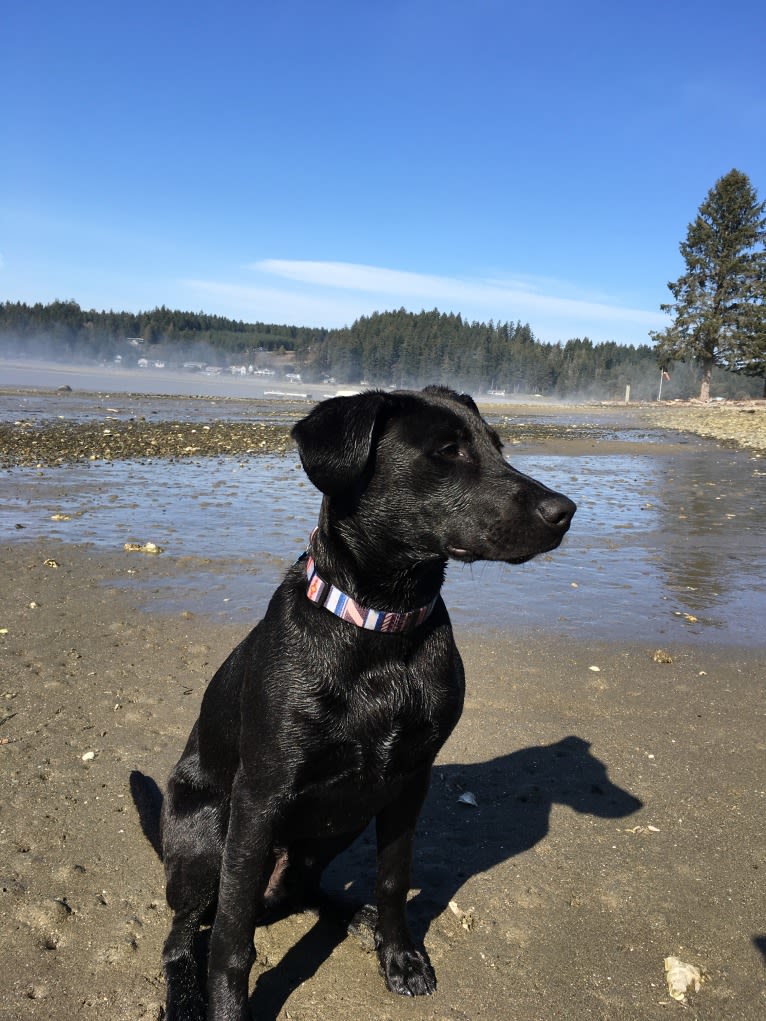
<box><xmin>1</xmin><ymin>386</ymin><xmax>765</xmax><ymax>1020</ymax></box>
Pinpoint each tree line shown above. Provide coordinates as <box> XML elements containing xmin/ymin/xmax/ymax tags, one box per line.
<box><xmin>0</xmin><ymin>300</ymin><xmax>328</xmax><ymax>361</ymax></box>
<box><xmin>2</xmin><ymin>298</ymin><xmax>762</xmax><ymax>401</ymax></box>
<box><xmin>3</xmin><ymin>292</ymin><xmax>763</xmax><ymax>406</ymax></box>
<box><xmin>299</xmin><ymin>308</ymin><xmax>759</xmax><ymax>399</ymax></box>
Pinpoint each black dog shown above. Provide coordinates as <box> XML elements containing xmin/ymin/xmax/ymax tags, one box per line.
<box><xmin>160</xmin><ymin>386</ymin><xmax>576</xmax><ymax>1020</ymax></box>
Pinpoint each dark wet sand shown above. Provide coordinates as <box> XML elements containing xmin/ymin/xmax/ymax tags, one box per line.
<box><xmin>1</xmin><ymin>537</ymin><xmax>764</xmax><ymax>1020</ymax></box>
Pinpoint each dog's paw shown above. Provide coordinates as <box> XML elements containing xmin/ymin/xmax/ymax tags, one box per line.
<box><xmin>378</xmin><ymin>944</ymin><xmax>437</xmax><ymax>997</ymax></box>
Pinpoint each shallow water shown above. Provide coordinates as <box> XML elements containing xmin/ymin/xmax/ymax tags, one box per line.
<box><xmin>4</xmin><ymin>441</ymin><xmax>765</xmax><ymax>645</ymax></box>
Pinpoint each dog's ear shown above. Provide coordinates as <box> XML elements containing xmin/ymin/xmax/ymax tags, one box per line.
<box><xmin>422</xmin><ymin>384</ymin><xmax>481</xmax><ymax>417</ymax></box>
<box><xmin>291</xmin><ymin>391</ymin><xmax>388</xmax><ymax>496</ymax></box>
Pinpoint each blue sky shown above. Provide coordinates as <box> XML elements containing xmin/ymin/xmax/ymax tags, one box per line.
<box><xmin>2</xmin><ymin>0</ymin><xmax>764</xmax><ymax>346</ymax></box>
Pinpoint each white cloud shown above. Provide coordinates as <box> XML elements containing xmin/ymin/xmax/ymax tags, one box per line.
<box><xmin>251</xmin><ymin>259</ymin><xmax>458</xmax><ymax>301</ymax></box>
<box><xmin>183</xmin><ymin>258</ymin><xmax>667</xmax><ymax>344</ymax></box>
<box><xmin>181</xmin><ymin>279</ymin><xmax>375</xmax><ymax>328</ymax></box>
<box><xmin>252</xmin><ymin>258</ymin><xmax>662</xmax><ymax>327</ymax></box>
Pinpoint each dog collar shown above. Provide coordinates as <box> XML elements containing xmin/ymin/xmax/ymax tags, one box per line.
<box><xmin>302</xmin><ymin>546</ymin><xmax>438</xmax><ymax>634</ymax></box>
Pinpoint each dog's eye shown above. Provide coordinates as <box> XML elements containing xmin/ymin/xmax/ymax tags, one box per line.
<box><xmin>435</xmin><ymin>442</ymin><xmax>467</xmax><ymax>461</ymax></box>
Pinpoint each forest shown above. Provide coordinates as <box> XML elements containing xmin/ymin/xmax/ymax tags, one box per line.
<box><xmin>1</xmin><ymin>300</ymin><xmax>761</xmax><ymax>401</ymax></box>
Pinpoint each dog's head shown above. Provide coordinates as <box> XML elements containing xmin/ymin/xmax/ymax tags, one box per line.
<box><xmin>291</xmin><ymin>385</ymin><xmax>575</xmax><ymax>567</ymax></box>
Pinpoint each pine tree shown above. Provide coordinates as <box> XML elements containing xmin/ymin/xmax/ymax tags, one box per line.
<box><xmin>650</xmin><ymin>169</ymin><xmax>766</xmax><ymax>400</ymax></box>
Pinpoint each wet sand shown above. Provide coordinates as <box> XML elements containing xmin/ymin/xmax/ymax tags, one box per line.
<box><xmin>1</xmin><ymin>540</ymin><xmax>764</xmax><ymax>1020</ymax></box>
<box><xmin>1</xmin><ymin>386</ymin><xmax>765</xmax><ymax>1019</ymax></box>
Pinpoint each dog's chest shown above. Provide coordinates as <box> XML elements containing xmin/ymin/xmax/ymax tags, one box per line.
<box><xmin>350</xmin><ymin>699</ymin><xmax>440</xmax><ymax>777</ymax></box>
<box><xmin>287</xmin><ymin>662</ymin><xmax>462</xmax><ymax>834</ymax></box>
<box><xmin>320</xmin><ymin>684</ymin><xmax>447</xmax><ymax>780</ymax></box>
<box><xmin>290</xmin><ymin>724</ymin><xmax>434</xmax><ymax>837</ymax></box>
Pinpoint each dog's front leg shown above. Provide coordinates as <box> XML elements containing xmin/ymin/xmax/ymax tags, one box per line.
<box><xmin>207</xmin><ymin>772</ymin><xmax>276</xmax><ymax>1021</ymax></box>
<box><xmin>374</xmin><ymin>769</ymin><xmax>436</xmax><ymax>996</ymax></box>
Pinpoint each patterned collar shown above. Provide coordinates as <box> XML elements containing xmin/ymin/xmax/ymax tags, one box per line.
<box><xmin>301</xmin><ymin>538</ymin><xmax>438</xmax><ymax>634</ymax></box>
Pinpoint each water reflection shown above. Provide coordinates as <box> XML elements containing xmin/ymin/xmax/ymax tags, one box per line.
<box><xmin>3</xmin><ymin>445</ymin><xmax>764</xmax><ymax>646</ymax></box>
<box><xmin>502</xmin><ymin>447</ymin><xmax>765</xmax><ymax>643</ymax></box>
<box><xmin>646</xmin><ymin>450</ymin><xmax>766</xmax><ymax>624</ymax></box>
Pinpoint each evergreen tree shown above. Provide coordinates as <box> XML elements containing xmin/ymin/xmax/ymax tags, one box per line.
<box><xmin>650</xmin><ymin>169</ymin><xmax>766</xmax><ymax>400</ymax></box>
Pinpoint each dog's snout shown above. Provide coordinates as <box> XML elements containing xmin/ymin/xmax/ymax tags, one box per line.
<box><xmin>537</xmin><ymin>494</ymin><xmax>577</xmax><ymax>530</ymax></box>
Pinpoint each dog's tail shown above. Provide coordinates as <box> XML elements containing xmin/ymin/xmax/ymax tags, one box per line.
<box><xmin>129</xmin><ymin>770</ymin><xmax>164</xmax><ymax>860</ymax></box>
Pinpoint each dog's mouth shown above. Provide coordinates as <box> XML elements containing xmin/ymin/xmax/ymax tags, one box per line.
<box><xmin>446</xmin><ymin>536</ymin><xmax>565</xmax><ymax>566</ymax></box>
<box><xmin>447</xmin><ymin>545</ymin><xmax>532</xmax><ymax>564</ymax></box>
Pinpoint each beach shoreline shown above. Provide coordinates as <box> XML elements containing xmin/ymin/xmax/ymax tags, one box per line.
<box><xmin>2</xmin><ymin>389</ymin><xmax>765</xmax><ymax>467</ymax></box>
<box><xmin>2</xmin><ymin>359</ymin><xmax>766</xmax><ymax>457</ymax></box>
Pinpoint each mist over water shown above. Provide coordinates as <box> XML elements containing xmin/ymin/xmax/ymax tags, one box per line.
<box><xmin>0</xmin><ymin>356</ymin><xmax>628</xmax><ymax>409</ymax></box>
<box><xmin>0</xmin><ymin>332</ymin><xmax>232</xmax><ymax>377</ymax></box>
<box><xmin>0</xmin><ymin>356</ymin><xmax>314</xmax><ymax>401</ymax></box>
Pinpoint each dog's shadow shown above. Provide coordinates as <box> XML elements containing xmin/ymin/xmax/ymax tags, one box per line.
<box><xmin>132</xmin><ymin>735</ymin><xmax>641</xmax><ymax>1020</ymax></box>
<box><xmin>325</xmin><ymin>734</ymin><xmax>643</xmax><ymax>932</ymax></box>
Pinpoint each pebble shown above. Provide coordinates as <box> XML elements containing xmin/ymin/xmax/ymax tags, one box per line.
<box><xmin>0</xmin><ymin>419</ymin><xmax>295</xmax><ymax>467</ymax></box>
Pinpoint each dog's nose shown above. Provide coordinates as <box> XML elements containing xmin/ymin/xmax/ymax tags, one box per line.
<box><xmin>537</xmin><ymin>494</ymin><xmax>577</xmax><ymax>530</ymax></box>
